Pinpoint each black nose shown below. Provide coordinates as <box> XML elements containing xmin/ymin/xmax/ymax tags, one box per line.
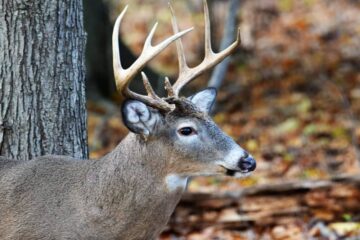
<box><xmin>238</xmin><ymin>153</ymin><xmax>256</xmax><ymax>172</ymax></box>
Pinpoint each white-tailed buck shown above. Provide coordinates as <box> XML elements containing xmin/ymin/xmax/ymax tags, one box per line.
<box><xmin>0</xmin><ymin>1</ymin><xmax>256</xmax><ymax>239</ymax></box>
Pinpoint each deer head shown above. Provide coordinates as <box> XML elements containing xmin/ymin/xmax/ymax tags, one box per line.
<box><xmin>113</xmin><ymin>0</ymin><xmax>256</xmax><ymax>182</ymax></box>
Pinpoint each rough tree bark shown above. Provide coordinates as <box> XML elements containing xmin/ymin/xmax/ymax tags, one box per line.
<box><xmin>0</xmin><ymin>1</ymin><xmax>88</xmax><ymax>160</ymax></box>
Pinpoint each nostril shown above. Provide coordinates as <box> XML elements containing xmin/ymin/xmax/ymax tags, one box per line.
<box><xmin>238</xmin><ymin>156</ymin><xmax>256</xmax><ymax>172</ymax></box>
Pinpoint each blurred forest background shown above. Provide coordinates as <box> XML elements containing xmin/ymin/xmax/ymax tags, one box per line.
<box><xmin>84</xmin><ymin>0</ymin><xmax>360</xmax><ymax>239</ymax></box>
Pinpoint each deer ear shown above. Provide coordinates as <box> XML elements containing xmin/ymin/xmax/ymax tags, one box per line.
<box><xmin>188</xmin><ymin>88</ymin><xmax>217</xmax><ymax>113</ymax></box>
<box><xmin>121</xmin><ymin>100</ymin><xmax>160</xmax><ymax>136</ymax></box>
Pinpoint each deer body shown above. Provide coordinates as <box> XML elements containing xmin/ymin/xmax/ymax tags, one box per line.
<box><xmin>0</xmin><ymin>1</ymin><xmax>256</xmax><ymax>239</ymax></box>
<box><xmin>0</xmin><ymin>134</ymin><xmax>185</xmax><ymax>240</ymax></box>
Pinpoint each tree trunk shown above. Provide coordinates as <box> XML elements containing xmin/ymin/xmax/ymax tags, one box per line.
<box><xmin>84</xmin><ymin>0</ymin><xmax>113</xmax><ymax>99</ymax></box>
<box><xmin>0</xmin><ymin>1</ymin><xmax>88</xmax><ymax>160</ymax></box>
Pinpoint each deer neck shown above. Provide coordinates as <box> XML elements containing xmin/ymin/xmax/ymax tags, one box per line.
<box><xmin>84</xmin><ymin>133</ymin><xmax>186</xmax><ymax>230</ymax></box>
<box><xmin>98</xmin><ymin>133</ymin><xmax>179</xmax><ymax>186</ymax></box>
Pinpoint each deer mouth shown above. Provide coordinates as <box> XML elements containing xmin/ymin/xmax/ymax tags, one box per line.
<box><xmin>216</xmin><ymin>151</ymin><xmax>256</xmax><ymax>177</ymax></box>
<box><xmin>217</xmin><ymin>165</ymin><xmax>252</xmax><ymax>178</ymax></box>
<box><xmin>225</xmin><ymin>168</ymin><xmax>252</xmax><ymax>178</ymax></box>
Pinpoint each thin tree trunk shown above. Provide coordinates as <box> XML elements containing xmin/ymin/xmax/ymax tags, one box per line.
<box><xmin>0</xmin><ymin>1</ymin><xmax>88</xmax><ymax>160</ymax></box>
<box><xmin>208</xmin><ymin>0</ymin><xmax>241</xmax><ymax>89</ymax></box>
<box><xmin>84</xmin><ymin>0</ymin><xmax>113</xmax><ymax>99</ymax></box>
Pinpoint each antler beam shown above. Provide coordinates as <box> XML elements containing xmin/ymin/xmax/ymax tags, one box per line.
<box><xmin>169</xmin><ymin>0</ymin><xmax>241</xmax><ymax>96</ymax></box>
<box><xmin>112</xmin><ymin>5</ymin><xmax>193</xmax><ymax>111</ymax></box>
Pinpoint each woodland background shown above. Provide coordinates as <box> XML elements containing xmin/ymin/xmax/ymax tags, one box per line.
<box><xmin>85</xmin><ymin>0</ymin><xmax>360</xmax><ymax>239</ymax></box>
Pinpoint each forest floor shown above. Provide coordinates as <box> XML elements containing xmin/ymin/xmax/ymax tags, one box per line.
<box><xmin>88</xmin><ymin>0</ymin><xmax>360</xmax><ymax>239</ymax></box>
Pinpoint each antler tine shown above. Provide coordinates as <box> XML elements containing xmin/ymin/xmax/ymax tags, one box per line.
<box><xmin>112</xmin><ymin>5</ymin><xmax>193</xmax><ymax>110</ymax></box>
<box><xmin>169</xmin><ymin>3</ymin><xmax>189</xmax><ymax>74</ymax></box>
<box><xmin>171</xmin><ymin>0</ymin><xmax>241</xmax><ymax>96</ymax></box>
<box><xmin>141</xmin><ymin>72</ymin><xmax>156</xmax><ymax>98</ymax></box>
<box><xmin>112</xmin><ymin>5</ymin><xmax>128</xmax><ymax>89</ymax></box>
<box><xmin>164</xmin><ymin>77</ymin><xmax>175</xmax><ymax>97</ymax></box>
<box><xmin>203</xmin><ymin>0</ymin><xmax>213</xmax><ymax>57</ymax></box>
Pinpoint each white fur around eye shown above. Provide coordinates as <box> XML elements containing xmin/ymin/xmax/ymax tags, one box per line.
<box><xmin>177</xmin><ymin>122</ymin><xmax>197</xmax><ymax>132</ymax></box>
<box><xmin>176</xmin><ymin>122</ymin><xmax>198</xmax><ymax>140</ymax></box>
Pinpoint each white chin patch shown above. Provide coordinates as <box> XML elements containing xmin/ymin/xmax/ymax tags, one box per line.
<box><xmin>233</xmin><ymin>172</ymin><xmax>251</xmax><ymax>179</ymax></box>
<box><xmin>165</xmin><ymin>174</ymin><xmax>188</xmax><ymax>192</ymax></box>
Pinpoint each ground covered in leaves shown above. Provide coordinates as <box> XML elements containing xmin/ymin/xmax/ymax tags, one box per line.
<box><xmin>88</xmin><ymin>0</ymin><xmax>360</xmax><ymax>239</ymax></box>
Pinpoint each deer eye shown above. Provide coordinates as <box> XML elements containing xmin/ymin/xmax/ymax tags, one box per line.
<box><xmin>178</xmin><ymin>127</ymin><xmax>196</xmax><ymax>136</ymax></box>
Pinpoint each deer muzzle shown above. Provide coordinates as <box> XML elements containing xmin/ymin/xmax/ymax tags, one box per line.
<box><xmin>219</xmin><ymin>147</ymin><xmax>256</xmax><ymax>177</ymax></box>
<box><xmin>238</xmin><ymin>152</ymin><xmax>256</xmax><ymax>172</ymax></box>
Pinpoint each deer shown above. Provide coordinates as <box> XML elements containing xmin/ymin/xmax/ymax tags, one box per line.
<box><xmin>0</xmin><ymin>1</ymin><xmax>256</xmax><ymax>239</ymax></box>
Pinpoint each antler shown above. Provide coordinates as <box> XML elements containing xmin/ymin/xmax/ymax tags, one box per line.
<box><xmin>169</xmin><ymin>0</ymin><xmax>241</xmax><ymax>96</ymax></box>
<box><xmin>112</xmin><ymin>6</ymin><xmax>193</xmax><ymax>111</ymax></box>
<box><xmin>113</xmin><ymin>1</ymin><xmax>241</xmax><ymax>111</ymax></box>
